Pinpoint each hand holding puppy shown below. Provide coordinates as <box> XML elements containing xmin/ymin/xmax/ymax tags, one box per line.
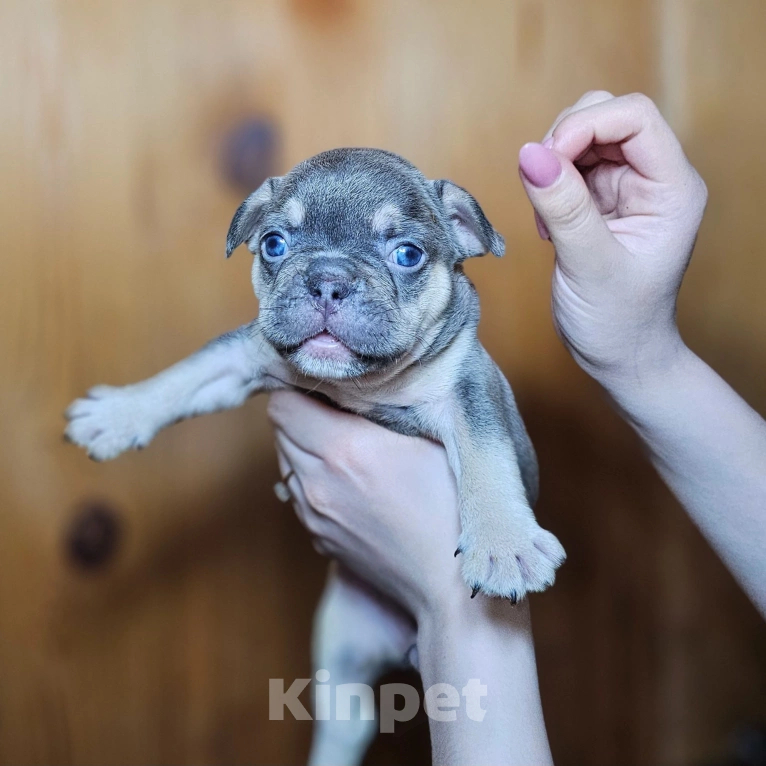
<box><xmin>269</xmin><ymin>390</ymin><xmax>463</xmax><ymax>622</ymax></box>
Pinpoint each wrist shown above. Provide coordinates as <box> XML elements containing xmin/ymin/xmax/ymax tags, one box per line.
<box><xmin>587</xmin><ymin>324</ymin><xmax>689</xmax><ymax>394</ymax></box>
<box><xmin>416</xmin><ymin>597</ymin><xmax>552</xmax><ymax>766</ymax></box>
<box><xmin>416</xmin><ymin>589</ymin><xmax>532</xmax><ymax>643</ymax></box>
<box><xmin>597</xmin><ymin>336</ymin><xmax>701</xmax><ymax>430</ymax></box>
<box><xmin>413</xmin><ymin>558</ymin><xmax>491</xmax><ymax>632</ymax></box>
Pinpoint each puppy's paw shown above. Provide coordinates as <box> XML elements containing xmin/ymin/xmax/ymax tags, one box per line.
<box><xmin>457</xmin><ymin>521</ymin><xmax>565</xmax><ymax>602</ymax></box>
<box><xmin>64</xmin><ymin>385</ymin><xmax>156</xmax><ymax>461</ymax></box>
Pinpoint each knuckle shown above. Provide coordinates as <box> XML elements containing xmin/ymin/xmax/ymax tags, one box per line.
<box><xmin>553</xmin><ymin>105</ymin><xmax>571</xmax><ymax>125</ymax></box>
<box><xmin>326</xmin><ymin>436</ymin><xmax>368</xmax><ymax>478</ymax></box>
<box><xmin>695</xmin><ymin>171</ymin><xmax>709</xmax><ymax>204</ymax></box>
<box><xmin>311</xmin><ymin>537</ymin><xmax>329</xmax><ymax>556</ymax></box>
<box><xmin>266</xmin><ymin>396</ymin><xmax>282</xmax><ymax>423</ymax></box>
<box><xmin>548</xmin><ymin>105</ymin><xmax>573</xmax><ymax>135</ymax></box>
<box><xmin>303</xmin><ymin>512</ymin><xmax>325</xmax><ymax>538</ymax></box>
<box><xmin>692</xmin><ymin>172</ymin><xmax>709</xmax><ymax>218</ymax></box>
<box><xmin>626</xmin><ymin>92</ymin><xmax>659</xmax><ymax>116</ymax></box>
<box><xmin>303</xmin><ymin>478</ymin><xmax>332</xmax><ymax>516</ymax></box>
<box><xmin>582</xmin><ymin>89</ymin><xmax>614</xmax><ymax>103</ymax></box>
<box><xmin>266</xmin><ymin>391</ymin><xmax>300</xmax><ymax>425</ymax></box>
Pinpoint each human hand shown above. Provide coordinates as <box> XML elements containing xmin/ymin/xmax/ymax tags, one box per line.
<box><xmin>270</xmin><ymin>392</ymin><xmax>556</xmax><ymax>764</ymax></box>
<box><xmin>268</xmin><ymin>390</ymin><xmax>464</xmax><ymax>622</ymax></box>
<box><xmin>518</xmin><ymin>91</ymin><xmax>708</xmax><ymax>386</ymax></box>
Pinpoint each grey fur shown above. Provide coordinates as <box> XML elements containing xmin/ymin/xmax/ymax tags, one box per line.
<box><xmin>65</xmin><ymin>147</ymin><xmax>564</xmax><ymax>766</ymax></box>
<box><xmin>66</xmin><ymin>144</ymin><xmax>563</xmax><ymax>590</ymax></box>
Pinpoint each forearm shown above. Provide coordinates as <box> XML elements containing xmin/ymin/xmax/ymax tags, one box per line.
<box><xmin>600</xmin><ymin>341</ymin><xmax>766</xmax><ymax>615</ymax></box>
<box><xmin>417</xmin><ymin>599</ymin><xmax>553</xmax><ymax>766</ymax></box>
<box><xmin>134</xmin><ymin>323</ymin><xmax>265</xmax><ymax>425</ymax></box>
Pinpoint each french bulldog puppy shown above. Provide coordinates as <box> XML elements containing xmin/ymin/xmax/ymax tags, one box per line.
<box><xmin>65</xmin><ymin>148</ymin><xmax>565</xmax><ymax>763</ymax></box>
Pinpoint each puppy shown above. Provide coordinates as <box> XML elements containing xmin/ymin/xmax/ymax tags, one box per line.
<box><xmin>65</xmin><ymin>148</ymin><xmax>565</xmax><ymax>763</ymax></box>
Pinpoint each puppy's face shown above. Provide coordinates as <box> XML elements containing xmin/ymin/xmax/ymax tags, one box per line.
<box><xmin>226</xmin><ymin>149</ymin><xmax>504</xmax><ymax>380</ymax></box>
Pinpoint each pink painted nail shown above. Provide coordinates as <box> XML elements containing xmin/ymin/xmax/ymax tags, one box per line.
<box><xmin>519</xmin><ymin>143</ymin><xmax>562</xmax><ymax>189</ymax></box>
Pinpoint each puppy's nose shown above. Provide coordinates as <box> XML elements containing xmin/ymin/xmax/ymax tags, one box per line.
<box><xmin>307</xmin><ymin>274</ymin><xmax>352</xmax><ymax>311</ymax></box>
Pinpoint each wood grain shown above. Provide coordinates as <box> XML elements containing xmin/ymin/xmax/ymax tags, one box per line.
<box><xmin>0</xmin><ymin>1</ymin><xmax>764</xmax><ymax>763</ymax></box>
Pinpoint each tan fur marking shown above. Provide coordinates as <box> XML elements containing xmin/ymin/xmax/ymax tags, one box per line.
<box><xmin>370</xmin><ymin>203</ymin><xmax>403</xmax><ymax>235</ymax></box>
<box><xmin>284</xmin><ymin>197</ymin><xmax>306</xmax><ymax>227</ymax></box>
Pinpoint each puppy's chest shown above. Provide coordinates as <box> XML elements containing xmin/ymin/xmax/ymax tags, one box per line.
<box><xmin>325</xmin><ymin>370</ymin><xmax>457</xmax><ymax>441</ymax></box>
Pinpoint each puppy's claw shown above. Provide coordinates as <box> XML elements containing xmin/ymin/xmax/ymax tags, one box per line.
<box><xmin>470</xmin><ymin>586</ymin><xmax>480</xmax><ymax>599</ymax></box>
<box><xmin>457</xmin><ymin>524</ymin><xmax>565</xmax><ymax>600</ymax></box>
<box><xmin>454</xmin><ymin>547</ymin><xmax>462</xmax><ymax>558</ymax></box>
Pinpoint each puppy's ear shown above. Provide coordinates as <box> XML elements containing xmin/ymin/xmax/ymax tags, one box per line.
<box><xmin>225</xmin><ymin>177</ymin><xmax>282</xmax><ymax>258</ymax></box>
<box><xmin>431</xmin><ymin>180</ymin><xmax>505</xmax><ymax>260</ymax></box>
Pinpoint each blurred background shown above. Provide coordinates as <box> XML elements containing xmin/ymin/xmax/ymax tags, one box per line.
<box><xmin>2</xmin><ymin>0</ymin><xmax>765</xmax><ymax>764</ymax></box>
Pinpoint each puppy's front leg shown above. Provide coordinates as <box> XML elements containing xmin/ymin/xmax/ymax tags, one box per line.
<box><xmin>439</xmin><ymin>362</ymin><xmax>566</xmax><ymax>601</ymax></box>
<box><xmin>446</xmin><ymin>428</ymin><xmax>564</xmax><ymax>600</ymax></box>
<box><xmin>65</xmin><ymin>322</ymin><xmax>284</xmax><ymax>461</ymax></box>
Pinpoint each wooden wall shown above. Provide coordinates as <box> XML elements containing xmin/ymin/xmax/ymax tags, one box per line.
<box><xmin>1</xmin><ymin>1</ymin><xmax>764</xmax><ymax>763</ymax></box>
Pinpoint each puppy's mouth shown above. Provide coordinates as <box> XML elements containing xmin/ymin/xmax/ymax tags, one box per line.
<box><xmin>273</xmin><ymin>325</ymin><xmax>404</xmax><ymax>378</ymax></box>
<box><xmin>298</xmin><ymin>331</ymin><xmax>356</xmax><ymax>362</ymax></box>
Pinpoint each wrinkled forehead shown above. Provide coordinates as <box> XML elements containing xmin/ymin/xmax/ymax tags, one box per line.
<box><xmin>274</xmin><ymin>158</ymin><xmax>439</xmax><ymax>242</ymax></box>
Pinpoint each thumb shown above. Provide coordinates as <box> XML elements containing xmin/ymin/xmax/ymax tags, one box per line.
<box><xmin>518</xmin><ymin>142</ymin><xmax>615</xmax><ymax>268</ymax></box>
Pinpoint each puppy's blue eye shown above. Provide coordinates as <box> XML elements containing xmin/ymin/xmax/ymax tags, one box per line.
<box><xmin>261</xmin><ymin>233</ymin><xmax>288</xmax><ymax>259</ymax></box>
<box><xmin>392</xmin><ymin>244</ymin><xmax>423</xmax><ymax>268</ymax></box>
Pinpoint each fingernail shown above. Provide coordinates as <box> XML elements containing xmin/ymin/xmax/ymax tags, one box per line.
<box><xmin>534</xmin><ymin>211</ymin><xmax>550</xmax><ymax>241</ymax></box>
<box><xmin>543</xmin><ymin>137</ymin><xmax>554</xmax><ymax>149</ymax></box>
<box><xmin>519</xmin><ymin>142</ymin><xmax>562</xmax><ymax>188</ymax></box>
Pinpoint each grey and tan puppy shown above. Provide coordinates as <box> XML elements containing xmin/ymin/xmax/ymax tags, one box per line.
<box><xmin>65</xmin><ymin>148</ymin><xmax>565</xmax><ymax>763</ymax></box>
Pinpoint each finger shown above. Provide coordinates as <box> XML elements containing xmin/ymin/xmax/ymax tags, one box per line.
<box><xmin>572</xmin><ymin>142</ymin><xmax>627</xmax><ymax>168</ymax></box>
<box><xmin>276</xmin><ymin>444</ymin><xmax>291</xmax><ymax>480</ymax></box>
<box><xmin>275</xmin><ymin>428</ymin><xmax>325</xmax><ymax>485</ymax></box>
<box><xmin>519</xmin><ymin>143</ymin><xmax>616</xmax><ymax>268</ymax></box>
<box><xmin>534</xmin><ymin>91</ymin><xmax>615</xmax><ymax>242</ymax></box>
<box><xmin>311</xmin><ymin>537</ymin><xmax>332</xmax><ymax>556</ymax></box>
<box><xmin>542</xmin><ymin>90</ymin><xmax>615</xmax><ymax>144</ymax></box>
<box><xmin>534</xmin><ymin>210</ymin><xmax>550</xmax><ymax>241</ymax></box>
<box><xmin>550</xmin><ymin>93</ymin><xmax>689</xmax><ymax>183</ymax></box>
<box><xmin>542</xmin><ymin>105</ymin><xmax>573</xmax><ymax>146</ymax></box>
<box><xmin>275</xmin><ymin>446</ymin><xmax>306</xmax><ymax>510</ymax></box>
<box><xmin>268</xmin><ymin>390</ymin><xmax>392</xmax><ymax>458</ymax></box>
<box><xmin>275</xmin><ymin>442</ymin><xmax>319</xmax><ymax>529</ymax></box>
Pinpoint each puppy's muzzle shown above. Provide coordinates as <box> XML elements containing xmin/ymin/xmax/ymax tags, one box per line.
<box><xmin>306</xmin><ymin>264</ymin><xmax>357</xmax><ymax>318</ymax></box>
